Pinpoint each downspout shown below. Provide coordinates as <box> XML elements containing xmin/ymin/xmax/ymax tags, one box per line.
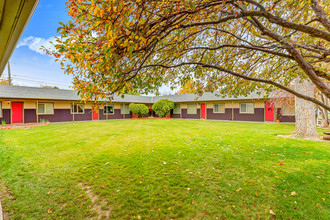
<box><xmin>123</xmin><ymin>103</ymin><xmax>125</xmax><ymax>119</ymax></box>
<box><xmin>232</xmin><ymin>101</ymin><xmax>234</xmax><ymax>121</ymax></box>
<box><xmin>36</xmin><ymin>100</ymin><xmax>38</xmax><ymax>123</ymax></box>
<box><xmin>72</xmin><ymin>102</ymin><xmax>74</xmax><ymax>122</ymax></box>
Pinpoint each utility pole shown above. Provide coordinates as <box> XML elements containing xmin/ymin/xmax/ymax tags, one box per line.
<box><xmin>7</xmin><ymin>62</ymin><xmax>12</xmax><ymax>85</ymax></box>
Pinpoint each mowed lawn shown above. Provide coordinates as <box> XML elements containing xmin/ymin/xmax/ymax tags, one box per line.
<box><xmin>0</xmin><ymin>120</ymin><xmax>329</xmax><ymax>219</ymax></box>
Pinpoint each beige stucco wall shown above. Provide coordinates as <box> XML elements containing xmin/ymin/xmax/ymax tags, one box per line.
<box><xmin>205</xmin><ymin>100</ymin><xmax>265</xmax><ymax>109</ymax></box>
<box><xmin>180</xmin><ymin>103</ymin><xmax>201</xmax><ymax>109</ymax></box>
<box><xmin>0</xmin><ymin>100</ymin><xmax>11</xmax><ymax>109</ymax></box>
<box><xmin>53</xmin><ymin>101</ymin><xmax>71</xmax><ymax>109</ymax></box>
<box><xmin>1</xmin><ymin>98</ymin><xmax>266</xmax><ymax>111</ymax></box>
<box><xmin>0</xmin><ymin>100</ymin><xmax>36</xmax><ymax>109</ymax></box>
<box><xmin>254</xmin><ymin>101</ymin><xmax>265</xmax><ymax>108</ymax></box>
<box><xmin>23</xmin><ymin>101</ymin><xmax>36</xmax><ymax>109</ymax></box>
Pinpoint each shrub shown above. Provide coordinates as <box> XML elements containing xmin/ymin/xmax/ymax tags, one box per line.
<box><xmin>152</xmin><ymin>99</ymin><xmax>174</xmax><ymax>117</ymax></box>
<box><xmin>1</xmin><ymin>120</ymin><xmax>6</xmax><ymax>125</ymax></box>
<box><xmin>129</xmin><ymin>103</ymin><xmax>149</xmax><ymax>118</ymax></box>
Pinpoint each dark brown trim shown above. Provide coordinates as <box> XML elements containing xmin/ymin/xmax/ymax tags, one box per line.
<box><xmin>207</xmin><ymin>108</ymin><xmax>232</xmax><ymax>120</ymax></box>
<box><xmin>276</xmin><ymin>108</ymin><xmax>295</xmax><ymax>122</ymax></box>
<box><xmin>182</xmin><ymin>108</ymin><xmax>201</xmax><ymax>119</ymax></box>
<box><xmin>233</xmin><ymin>108</ymin><xmax>264</xmax><ymax>122</ymax></box>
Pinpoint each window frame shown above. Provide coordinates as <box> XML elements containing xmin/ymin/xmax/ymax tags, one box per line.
<box><xmin>37</xmin><ymin>102</ymin><xmax>54</xmax><ymax>115</ymax></box>
<box><xmin>121</xmin><ymin>104</ymin><xmax>130</xmax><ymax>114</ymax></box>
<box><xmin>282</xmin><ymin>104</ymin><xmax>295</xmax><ymax>116</ymax></box>
<box><xmin>239</xmin><ymin>103</ymin><xmax>254</xmax><ymax>114</ymax></box>
<box><xmin>0</xmin><ymin>102</ymin><xmax>2</xmax><ymax>118</ymax></box>
<box><xmin>187</xmin><ymin>104</ymin><xmax>197</xmax><ymax>114</ymax></box>
<box><xmin>71</xmin><ymin>103</ymin><xmax>85</xmax><ymax>114</ymax></box>
<box><xmin>173</xmin><ymin>104</ymin><xmax>181</xmax><ymax>114</ymax></box>
<box><xmin>103</xmin><ymin>104</ymin><xmax>114</xmax><ymax>115</ymax></box>
<box><xmin>213</xmin><ymin>103</ymin><xmax>225</xmax><ymax>113</ymax></box>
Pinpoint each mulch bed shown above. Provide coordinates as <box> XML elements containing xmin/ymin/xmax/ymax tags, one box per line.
<box><xmin>132</xmin><ymin>117</ymin><xmax>171</xmax><ymax>119</ymax></box>
<box><xmin>0</xmin><ymin>123</ymin><xmax>49</xmax><ymax>130</ymax></box>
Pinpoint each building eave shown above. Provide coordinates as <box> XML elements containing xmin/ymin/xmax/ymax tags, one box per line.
<box><xmin>0</xmin><ymin>0</ymin><xmax>40</xmax><ymax>76</ymax></box>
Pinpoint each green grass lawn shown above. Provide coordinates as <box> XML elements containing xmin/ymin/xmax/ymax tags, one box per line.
<box><xmin>0</xmin><ymin>120</ymin><xmax>329</xmax><ymax>219</ymax></box>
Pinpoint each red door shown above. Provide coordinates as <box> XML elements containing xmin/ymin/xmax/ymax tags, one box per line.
<box><xmin>201</xmin><ymin>104</ymin><xmax>206</xmax><ymax>119</ymax></box>
<box><xmin>12</xmin><ymin>102</ymin><xmax>23</xmax><ymax>123</ymax></box>
<box><xmin>92</xmin><ymin>108</ymin><xmax>99</xmax><ymax>120</ymax></box>
<box><xmin>265</xmin><ymin>102</ymin><xmax>274</xmax><ymax>121</ymax></box>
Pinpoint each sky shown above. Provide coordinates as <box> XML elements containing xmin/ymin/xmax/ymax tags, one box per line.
<box><xmin>2</xmin><ymin>0</ymin><xmax>174</xmax><ymax>94</ymax></box>
<box><xmin>2</xmin><ymin>0</ymin><xmax>73</xmax><ymax>89</ymax></box>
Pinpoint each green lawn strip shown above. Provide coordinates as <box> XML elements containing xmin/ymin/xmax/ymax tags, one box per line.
<box><xmin>0</xmin><ymin>120</ymin><xmax>328</xmax><ymax>219</ymax></box>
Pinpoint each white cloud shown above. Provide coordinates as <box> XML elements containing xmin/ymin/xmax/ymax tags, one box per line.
<box><xmin>17</xmin><ymin>36</ymin><xmax>57</xmax><ymax>54</ymax></box>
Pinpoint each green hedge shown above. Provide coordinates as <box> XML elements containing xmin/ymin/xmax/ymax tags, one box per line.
<box><xmin>129</xmin><ymin>103</ymin><xmax>149</xmax><ymax>117</ymax></box>
<box><xmin>152</xmin><ymin>99</ymin><xmax>174</xmax><ymax>117</ymax></box>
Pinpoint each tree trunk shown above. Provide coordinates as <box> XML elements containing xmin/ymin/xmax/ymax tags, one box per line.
<box><xmin>292</xmin><ymin>79</ymin><xmax>319</xmax><ymax>139</ymax></box>
<box><xmin>319</xmin><ymin>93</ymin><xmax>329</xmax><ymax>128</ymax></box>
<box><xmin>319</xmin><ymin>107</ymin><xmax>329</xmax><ymax>128</ymax></box>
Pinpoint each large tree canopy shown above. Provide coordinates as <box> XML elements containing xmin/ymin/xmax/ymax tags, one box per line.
<box><xmin>47</xmin><ymin>0</ymin><xmax>330</xmax><ymax>110</ymax></box>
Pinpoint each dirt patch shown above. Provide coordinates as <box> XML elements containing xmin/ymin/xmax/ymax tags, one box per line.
<box><xmin>278</xmin><ymin>134</ymin><xmax>328</xmax><ymax>142</ymax></box>
<box><xmin>77</xmin><ymin>183</ymin><xmax>111</xmax><ymax>219</ymax></box>
<box><xmin>0</xmin><ymin>123</ymin><xmax>49</xmax><ymax>130</ymax></box>
<box><xmin>0</xmin><ymin>181</ymin><xmax>14</xmax><ymax>220</ymax></box>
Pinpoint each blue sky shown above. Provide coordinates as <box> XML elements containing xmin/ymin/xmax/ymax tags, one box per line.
<box><xmin>3</xmin><ymin>0</ymin><xmax>174</xmax><ymax>94</ymax></box>
<box><xmin>3</xmin><ymin>0</ymin><xmax>72</xmax><ymax>89</ymax></box>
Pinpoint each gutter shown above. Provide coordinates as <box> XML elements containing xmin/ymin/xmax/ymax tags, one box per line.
<box><xmin>0</xmin><ymin>0</ymin><xmax>40</xmax><ymax>76</ymax></box>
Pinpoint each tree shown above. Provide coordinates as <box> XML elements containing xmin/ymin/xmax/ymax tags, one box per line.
<box><xmin>316</xmin><ymin>88</ymin><xmax>329</xmax><ymax>128</ymax></box>
<box><xmin>292</xmin><ymin>79</ymin><xmax>319</xmax><ymax>139</ymax></box>
<box><xmin>0</xmin><ymin>78</ymin><xmax>10</xmax><ymax>85</ymax></box>
<box><xmin>178</xmin><ymin>80</ymin><xmax>197</xmax><ymax>94</ymax></box>
<box><xmin>178</xmin><ymin>79</ymin><xmax>214</xmax><ymax>94</ymax></box>
<box><xmin>41</xmin><ymin>86</ymin><xmax>60</xmax><ymax>89</ymax></box>
<box><xmin>152</xmin><ymin>99</ymin><xmax>174</xmax><ymax>117</ymax></box>
<box><xmin>129</xmin><ymin>103</ymin><xmax>149</xmax><ymax>118</ymax></box>
<box><xmin>47</xmin><ymin>0</ymin><xmax>329</xmax><ymax>112</ymax></box>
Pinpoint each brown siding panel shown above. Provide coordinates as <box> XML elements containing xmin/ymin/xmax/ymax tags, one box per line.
<box><xmin>171</xmin><ymin>113</ymin><xmax>181</xmax><ymax>118</ymax></box>
<box><xmin>277</xmin><ymin>108</ymin><xmax>295</xmax><ymax>122</ymax></box>
<box><xmin>24</xmin><ymin>109</ymin><xmax>37</xmax><ymax>123</ymax></box>
<box><xmin>74</xmin><ymin>110</ymin><xmax>92</xmax><ymax>121</ymax></box>
<box><xmin>233</xmin><ymin>108</ymin><xmax>264</xmax><ymax>122</ymax></box>
<box><xmin>207</xmin><ymin>108</ymin><xmax>232</xmax><ymax>120</ymax></box>
<box><xmin>99</xmin><ymin>109</ymin><xmax>123</xmax><ymax>120</ymax></box>
<box><xmin>182</xmin><ymin>109</ymin><xmax>200</xmax><ymax>119</ymax></box>
<box><xmin>39</xmin><ymin>109</ymin><xmax>73</xmax><ymax>122</ymax></box>
<box><xmin>1</xmin><ymin>109</ymin><xmax>11</xmax><ymax>124</ymax></box>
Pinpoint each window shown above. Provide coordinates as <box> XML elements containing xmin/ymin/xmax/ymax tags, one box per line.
<box><xmin>71</xmin><ymin>103</ymin><xmax>84</xmax><ymax>114</ymax></box>
<box><xmin>187</xmin><ymin>104</ymin><xmax>197</xmax><ymax>114</ymax></box>
<box><xmin>104</xmin><ymin>104</ymin><xmax>114</xmax><ymax>114</ymax></box>
<box><xmin>213</xmin><ymin>103</ymin><xmax>225</xmax><ymax>113</ymax></box>
<box><xmin>121</xmin><ymin>104</ymin><xmax>130</xmax><ymax>114</ymax></box>
<box><xmin>0</xmin><ymin>102</ymin><xmax>2</xmax><ymax>118</ymax></box>
<box><xmin>240</xmin><ymin>103</ymin><xmax>254</xmax><ymax>114</ymax></box>
<box><xmin>173</xmin><ymin>104</ymin><xmax>181</xmax><ymax>114</ymax></box>
<box><xmin>282</xmin><ymin>104</ymin><xmax>295</xmax><ymax>116</ymax></box>
<box><xmin>38</xmin><ymin>103</ymin><xmax>54</xmax><ymax>115</ymax></box>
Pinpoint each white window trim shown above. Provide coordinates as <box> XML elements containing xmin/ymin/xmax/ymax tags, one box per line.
<box><xmin>239</xmin><ymin>103</ymin><xmax>254</xmax><ymax>114</ymax></box>
<box><xmin>173</xmin><ymin>104</ymin><xmax>181</xmax><ymax>114</ymax></box>
<box><xmin>121</xmin><ymin>104</ymin><xmax>130</xmax><ymax>114</ymax></box>
<box><xmin>37</xmin><ymin>103</ymin><xmax>54</xmax><ymax>115</ymax></box>
<box><xmin>187</xmin><ymin>104</ymin><xmax>197</xmax><ymax>114</ymax></box>
<box><xmin>104</xmin><ymin>104</ymin><xmax>114</xmax><ymax>115</ymax></box>
<box><xmin>213</xmin><ymin>103</ymin><xmax>225</xmax><ymax>114</ymax></box>
<box><xmin>71</xmin><ymin>103</ymin><xmax>85</xmax><ymax>114</ymax></box>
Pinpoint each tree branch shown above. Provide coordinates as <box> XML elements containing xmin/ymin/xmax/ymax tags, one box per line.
<box><xmin>142</xmin><ymin>62</ymin><xmax>330</xmax><ymax>111</ymax></box>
